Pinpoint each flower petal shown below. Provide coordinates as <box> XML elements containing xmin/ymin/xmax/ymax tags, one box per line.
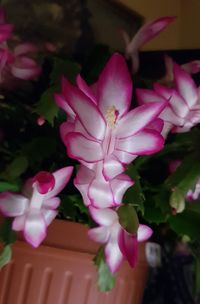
<box><xmin>118</xmin><ymin>229</ymin><xmax>138</xmax><ymax>267</ymax></box>
<box><xmin>45</xmin><ymin>166</ymin><xmax>73</xmax><ymax>199</ymax></box>
<box><xmin>14</xmin><ymin>43</ymin><xmax>39</xmax><ymax>56</ymax></box>
<box><xmin>12</xmin><ymin>215</ymin><xmax>26</xmax><ymax>231</ymax></box>
<box><xmin>105</xmin><ymin>227</ymin><xmax>123</xmax><ymax>273</ymax></box>
<box><xmin>42</xmin><ymin>209</ymin><xmax>57</xmax><ymax>226</ymax></box>
<box><xmin>136</xmin><ymin>88</ymin><xmax>166</xmax><ymax>105</ymax></box>
<box><xmin>97</xmin><ymin>53</ymin><xmax>132</xmax><ymax>117</ymax></box>
<box><xmin>116</xmin><ymin>130</ymin><xmax>164</xmax><ymax>155</ymax></box>
<box><xmin>113</xmin><ymin>150</ymin><xmax>137</xmax><ymax>164</ymax></box>
<box><xmin>43</xmin><ymin>197</ymin><xmax>60</xmax><ymax>209</ymax></box>
<box><xmin>147</xmin><ymin>118</ymin><xmax>164</xmax><ymax>133</ymax></box>
<box><xmin>168</xmin><ymin>90</ymin><xmax>189</xmax><ymax>118</ymax></box>
<box><xmin>0</xmin><ymin>192</ymin><xmax>28</xmax><ymax>217</ymax></box>
<box><xmin>182</xmin><ymin>60</ymin><xmax>200</xmax><ymax>75</ymax></box>
<box><xmin>153</xmin><ymin>83</ymin><xmax>173</xmax><ymax>99</ymax></box>
<box><xmin>88</xmin><ymin>226</ymin><xmax>110</xmax><ymax>243</ymax></box>
<box><xmin>24</xmin><ymin>210</ymin><xmax>47</xmax><ymax>247</ymax></box>
<box><xmin>33</xmin><ymin>171</ymin><xmax>55</xmax><ymax>194</ymax></box>
<box><xmin>103</xmin><ymin>155</ymin><xmax>125</xmax><ymax>180</ymax></box>
<box><xmin>76</xmin><ymin>74</ymin><xmax>96</xmax><ymax>104</ymax></box>
<box><xmin>60</xmin><ymin>121</ymin><xmax>75</xmax><ymax>144</ymax></box>
<box><xmin>128</xmin><ymin>16</ymin><xmax>175</xmax><ymax>52</ymax></box>
<box><xmin>173</xmin><ymin>63</ymin><xmax>198</xmax><ymax>108</ymax></box>
<box><xmin>11</xmin><ymin>57</ymin><xmax>41</xmax><ymax>80</ymax></box>
<box><xmin>137</xmin><ymin>224</ymin><xmax>153</xmax><ymax>242</ymax></box>
<box><xmin>159</xmin><ymin>106</ymin><xmax>184</xmax><ymax>125</ymax></box>
<box><xmin>89</xmin><ymin>206</ymin><xmax>118</xmax><ymax>226</ymax></box>
<box><xmin>110</xmin><ymin>174</ymin><xmax>134</xmax><ymax>205</ymax></box>
<box><xmin>65</xmin><ymin>132</ymin><xmax>104</xmax><ymax>163</ymax></box>
<box><xmin>63</xmin><ymin>79</ymin><xmax>106</xmax><ymax>140</ymax></box>
<box><xmin>54</xmin><ymin>93</ymin><xmax>75</xmax><ymax>119</ymax></box>
<box><xmin>88</xmin><ymin>178</ymin><xmax>114</xmax><ymax>208</ymax></box>
<box><xmin>116</xmin><ymin>102</ymin><xmax>166</xmax><ymax>139</ymax></box>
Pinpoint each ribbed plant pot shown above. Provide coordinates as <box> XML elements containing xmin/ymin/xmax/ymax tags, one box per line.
<box><xmin>0</xmin><ymin>219</ymin><xmax>148</xmax><ymax>304</ymax></box>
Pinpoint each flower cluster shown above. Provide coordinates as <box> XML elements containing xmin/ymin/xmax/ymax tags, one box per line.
<box><xmin>0</xmin><ymin>6</ymin><xmax>41</xmax><ymax>87</ymax></box>
<box><xmin>55</xmin><ymin>53</ymin><xmax>166</xmax><ymax>272</ymax></box>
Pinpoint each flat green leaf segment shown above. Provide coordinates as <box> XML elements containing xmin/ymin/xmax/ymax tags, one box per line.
<box><xmin>94</xmin><ymin>247</ymin><xmax>115</xmax><ymax>292</ymax></box>
<box><xmin>124</xmin><ymin>164</ymin><xmax>145</xmax><ymax>214</ymax></box>
<box><xmin>117</xmin><ymin>205</ymin><xmax>139</xmax><ymax>234</ymax></box>
<box><xmin>0</xmin><ymin>245</ymin><xmax>12</xmax><ymax>269</ymax></box>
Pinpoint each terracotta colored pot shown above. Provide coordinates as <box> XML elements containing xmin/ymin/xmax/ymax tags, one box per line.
<box><xmin>0</xmin><ymin>219</ymin><xmax>148</xmax><ymax>304</ymax></box>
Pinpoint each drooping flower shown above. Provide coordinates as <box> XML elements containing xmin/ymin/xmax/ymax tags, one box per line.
<box><xmin>56</xmin><ymin>53</ymin><xmax>166</xmax><ymax>181</ymax></box>
<box><xmin>74</xmin><ymin>165</ymin><xmax>134</xmax><ymax>208</ymax></box>
<box><xmin>88</xmin><ymin>207</ymin><xmax>152</xmax><ymax>273</ymax></box>
<box><xmin>120</xmin><ymin>16</ymin><xmax>175</xmax><ymax>73</ymax></box>
<box><xmin>0</xmin><ymin>167</ymin><xmax>73</xmax><ymax>247</ymax></box>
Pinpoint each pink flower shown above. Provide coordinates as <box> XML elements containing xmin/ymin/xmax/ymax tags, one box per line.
<box><xmin>0</xmin><ymin>167</ymin><xmax>73</xmax><ymax>247</ymax></box>
<box><xmin>0</xmin><ymin>6</ymin><xmax>13</xmax><ymax>43</ymax></box>
<box><xmin>120</xmin><ymin>16</ymin><xmax>175</xmax><ymax>73</ymax></box>
<box><xmin>56</xmin><ymin>53</ymin><xmax>165</xmax><ymax>180</ymax></box>
<box><xmin>136</xmin><ymin>63</ymin><xmax>200</xmax><ymax>136</ymax></box>
<box><xmin>187</xmin><ymin>180</ymin><xmax>200</xmax><ymax>201</ymax></box>
<box><xmin>0</xmin><ymin>43</ymin><xmax>41</xmax><ymax>85</ymax></box>
<box><xmin>74</xmin><ymin>165</ymin><xmax>134</xmax><ymax>208</ymax></box>
<box><xmin>163</xmin><ymin>55</ymin><xmax>200</xmax><ymax>83</ymax></box>
<box><xmin>88</xmin><ymin>207</ymin><xmax>152</xmax><ymax>273</ymax></box>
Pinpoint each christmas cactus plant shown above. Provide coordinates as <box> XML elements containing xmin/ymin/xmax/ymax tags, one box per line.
<box><xmin>0</xmin><ymin>6</ymin><xmax>200</xmax><ymax>292</ymax></box>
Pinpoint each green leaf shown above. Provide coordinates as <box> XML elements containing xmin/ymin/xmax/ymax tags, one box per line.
<box><xmin>0</xmin><ymin>156</ymin><xmax>28</xmax><ymax>180</ymax></box>
<box><xmin>169</xmin><ymin>209</ymin><xmax>200</xmax><ymax>242</ymax></box>
<box><xmin>166</xmin><ymin>154</ymin><xmax>200</xmax><ymax>195</ymax></box>
<box><xmin>22</xmin><ymin>137</ymin><xmax>57</xmax><ymax>168</ymax></box>
<box><xmin>0</xmin><ymin>181</ymin><xmax>20</xmax><ymax>192</ymax></box>
<box><xmin>169</xmin><ymin>188</ymin><xmax>185</xmax><ymax>213</ymax></box>
<box><xmin>0</xmin><ymin>245</ymin><xmax>12</xmax><ymax>269</ymax></box>
<box><xmin>117</xmin><ymin>205</ymin><xmax>139</xmax><ymax>234</ymax></box>
<box><xmin>35</xmin><ymin>86</ymin><xmax>59</xmax><ymax>125</ymax></box>
<box><xmin>94</xmin><ymin>247</ymin><xmax>115</xmax><ymax>292</ymax></box>
<box><xmin>0</xmin><ymin>218</ymin><xmax>17</xmax><ymax>245</ymax></box>
<box><xmin>143</xmin><ymin>200</ymin><xmax>167</xmax><ymax>224</ymax></box>
<box><xmin>50</xmin><ymin>57</ymin><xmax>81</xmax><ymax>84</ymax></box>
<box><xmin>124</xmin><ymin>164</ymin><xmax>145</xmax><ymax>214</ymax></box>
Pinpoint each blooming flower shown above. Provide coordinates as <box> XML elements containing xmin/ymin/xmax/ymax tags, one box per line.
<box><xmin>0</xmin><ymin>167</ymin><xmax>73</xmax><ymax>247</ymax></box>
<box><xmin>56</xmin><ymin>53</ymin><xmax>166</xmax><ymax>181</ymax></box>
<box><xmin>88</xmin><ymin>207</ymin><xmax>152</xmax><ymax>273</ymax></box>
<box><xmin>120</xmin><ymin>16</ymin><xmax>175</xmax><ymax>73</ymax></box>
<box><xmin>136</xmin><ymin>62</ymin><xmax>200</xmax><ymax>136</ymax></box>
<box><xmin>74</xmin><ymin>165</ymin><xmax>134</xmax><ymax>208</ymax></box>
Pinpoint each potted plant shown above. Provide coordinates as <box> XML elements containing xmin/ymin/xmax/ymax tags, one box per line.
<box><xmin>0</xmin><ymin>5</ymin><xmax>200</xmax><ymax>303</ymax></box>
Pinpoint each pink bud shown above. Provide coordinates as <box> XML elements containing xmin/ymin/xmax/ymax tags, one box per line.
<box><xmin>37</xmin><ymin>116</ymin><xmax>45</xmax><ymax>126</ymax></box>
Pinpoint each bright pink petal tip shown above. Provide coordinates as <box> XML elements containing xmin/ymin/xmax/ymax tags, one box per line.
<box><xmin>33</xmin><ymin>171</ymin><xmax>55</xmax><ymax>194</ymax></box>
<box><xmin>137</xmin><ymin>224</ymin><xmax>153</xmax><ymax>242</ymax></box>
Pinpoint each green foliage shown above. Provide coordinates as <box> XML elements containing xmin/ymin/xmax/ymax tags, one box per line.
<box><xmin>0</xmin><ymin>245</ymin><xmax>12</xmax><ymax>269</ymax></box>
<box><xmin>93</xmin><ymin>247</ymin><xmax>115</xmax><ymax>292</ymax></box>
<box><xmin>35</xmin><ymin>86</ymin><xmax>59</xmax><ymax>125</ymax></box>
<box><xmin>0</xmin><ymin>218</ymin><xmax>17</xmax><ymax>245</ymax></box>
<box><xmin>124</xmin><ymin>164</ymin><xmax>145</xmax><ymax>214</ymax></box>
<box><xmin>0</xmin><ymin>156</ymin><xmax>28</xmax><ymax>181</ymax></box>
<box><xmin>117</xmin><ymin>205</ymin><xmax>139</xmax><ymax>234</ymax></box>
<box><xmin>0</xmin><ymin>181</ymin><xmax>20</xmax><ymax>192</ymax></box>
<box><xmin>50</xmin><ymin>57</ymin><xmax>81</xmax><ymax>84</ymax></box>
<box><xmin>166</xmin><ymin>154</ymin><xmax>200</xmax><ymax>195</ymax></box>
